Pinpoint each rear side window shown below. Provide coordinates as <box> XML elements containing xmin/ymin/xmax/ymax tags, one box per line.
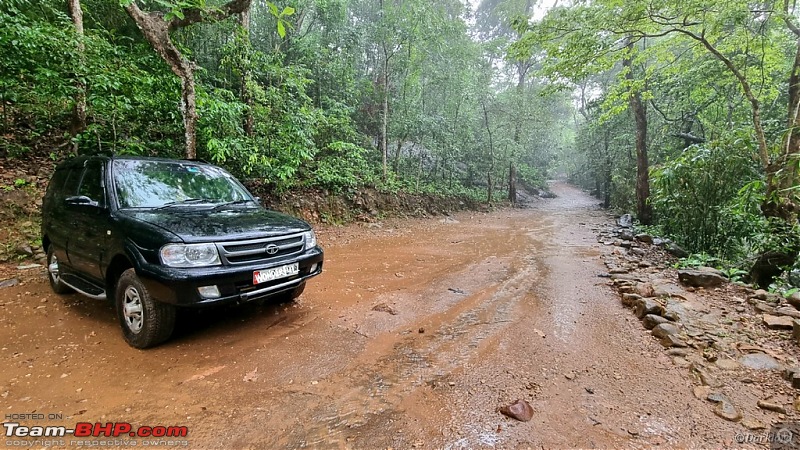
<box><xmin>62</xmin><ymin>168</ymin><xmax>82</xmax><ymax>198</ymax></box>
<box><xmin>45</xmin><ymin>168</ymin><xmax>70</xmax><ymax>202</ymax></box>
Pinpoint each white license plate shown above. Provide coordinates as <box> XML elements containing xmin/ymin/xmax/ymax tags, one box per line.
<box><xmin>253</xmin><ymin>263</ymin><xmax>299</xmax><ymax>285</ymax></box>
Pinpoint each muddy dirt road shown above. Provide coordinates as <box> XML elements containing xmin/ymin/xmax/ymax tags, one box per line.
<box><xmin>1</xmin><ymin>182</ymin><xmax>751</xmax><ymax>448</ymax></box>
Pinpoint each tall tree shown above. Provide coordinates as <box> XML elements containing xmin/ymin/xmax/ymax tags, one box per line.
<box><xmin>239</xmin><ymin>8</ymin><xmax>254</xmax><ymax>137</ymax></box>
<box><xmin>67</xmin><ymin>0</ymin><xmax>86</xmax><ymax>152</ymax></box>
<box><xmin>513</xmin><ymin>0</ymin><xmax>800</xmax><ymax>283</ymax></box>
<box><xmin>120</xmin><ymin>0</ymin><xmax>253</xmax><ymax>159</ymax></box>
<box><xmin>768</xmin><ymin>0</ymin><xmax>800</xmax><ymax>220</ymax></box>
<box><xmin>375</xmin><ymin>0</ymin><xmax>403</xmax><ymax>180</ymax></box>
<box><xmin>622</xmin><ymin>38</ymin><xmax>652</xmax><ymax>225</ymax></box>
<box><xmin>477</xmin><ymin>0</ymin><xmax>536</xmax><ymax>202</ymax></box>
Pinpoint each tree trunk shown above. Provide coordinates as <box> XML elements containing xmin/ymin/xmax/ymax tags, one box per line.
<box><xmin>631</xmin><ymin>94</ymin><xmax>652</xmax><ymax>224</ymax></box>
<box><xmin>603</xmin><ymin>130</ymin><xmax>612</xmax><ymax>209</ymax></box>
<box><xmin>763</xmin><ymin>34</ymin><xmax>800</xmax><ymax>220</ymax></box>
<box><xmin>180</xmin><ymin>72</ymin><xmax>198</xmax><ymax>159</ymax></box>
<box><xmin>123</xmin><ymin>3</ymin><xmax>198</xmax><ymax>158</ymax></box>
<box><xmin>623</xmin><ymin>39</ymin><xmax>653</xmax><ymax>225</ymax></box>
<box><xmin>239</xmin><ymin>10</ymin><xmax>254</xmax><ymax>137</ymax></box>
<box><xmin>508</xmin><ymin>61</ymin><xmax>528</xmax><ymax>206</ymax></box>
<box><xmin>482</xmin><ymin>100</ymin><xmax>494</xmax><ymax>204</ymax></box>
<box><xmin>749</xmin><ymin>33</ymin><xmax>800</xmax><ymax>287</ymax></box>
<box><xmin>783</xmin><ymin>38</ymin><xmax>800</xmax><ymax>192</ymax></box>
<box><xmin>416</xmin><ymin>150</ymin><xmax>423</xmax><ymax>191</ymax></box>
<box><xmin>508</xmin><ymin>164</ymin><xmax>516</xmax><ymax>204</ymax></box>
<box><xmin>487</xmin><ymin>172</ymin><xmax>493</xmax><ymax>204</ymax></box>
<box><xmin>393</xmin><ymin>138</ymin><xmax>405</xmax><ymax>173</ymax></box>
<box><xmin>381</xmin><ymin>44</ymin><xmax>389</xmax><ymax>180</ymax></box>
<box><xmin>68</xmin><ymin>0</ymin><xmax>86</xmax><ymax>152</ymax></box>
<box><xmin>123</xmin><ymin>0</ymin><xmax>252</xmax><ymax>159</ymax></box>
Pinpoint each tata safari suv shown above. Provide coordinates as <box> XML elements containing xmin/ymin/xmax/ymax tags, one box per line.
<box><xmin>41</xmin><ymin>156</ymin><xmax>324</xmax><ymax>348</ymax></box>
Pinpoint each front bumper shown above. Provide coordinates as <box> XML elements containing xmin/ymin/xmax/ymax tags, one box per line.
<box><xmin>135</xmin><ymin>247</ymin><xmax>324</xmax><ymax>306</ymax></box>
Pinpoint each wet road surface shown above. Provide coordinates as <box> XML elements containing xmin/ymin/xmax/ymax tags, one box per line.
<box><xmin>0</xmin><ymin>182</ymin><xmax>746</xmax><ymax>448</ymax></box>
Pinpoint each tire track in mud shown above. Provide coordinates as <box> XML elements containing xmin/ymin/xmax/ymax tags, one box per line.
<box><xmin>228</xmin><ymin>219</ymin><xmax>554</xmax><ymax>449</ymax></box>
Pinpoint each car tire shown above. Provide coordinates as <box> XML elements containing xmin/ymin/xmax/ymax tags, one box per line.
<box><xmin>46</xmin><ymin>246</ymin><xmax>73</xmax><ymax>294</ymax></box>
<box><xmin>115</xmin><ymin>268</ymin><xmax>175</xmax><ymax>349</ymax></box>
<box><xmin>279</xmin><ymin>281</ymin><xmax>306</xmax><ymax>303</ymax></box>
<box><xmin>291</xmin><ymin>281</ymin><xmax>306</xmax><ymax>299</ymax></box>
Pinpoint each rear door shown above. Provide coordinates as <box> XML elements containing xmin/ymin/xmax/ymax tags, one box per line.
<box><xmin>45</xmin><ymin>167</ymin><xmax>82</xmax><ymax>270</ymax></box>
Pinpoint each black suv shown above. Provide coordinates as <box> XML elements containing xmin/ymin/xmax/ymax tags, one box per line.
<box><xmin>41</xmin><ymin>156</ymin><xmax>324</xmax><ymax>348</ymax></box>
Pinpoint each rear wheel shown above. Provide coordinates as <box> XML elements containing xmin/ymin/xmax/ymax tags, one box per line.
<box><xmin>46</xmin><ymin>246</ymin><xmax>73</xmax><ymax>294</ymax></box>
<box><xmin>115</xmin><ymin>269</ymin><xmax>175</xmax><ymax>349</ymax></box>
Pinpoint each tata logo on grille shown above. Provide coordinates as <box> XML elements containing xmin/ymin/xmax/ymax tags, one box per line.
<box><xmin>265</xmin><ymin>244</ymin><xmax>280</xmax><ymax>255</ymax></box>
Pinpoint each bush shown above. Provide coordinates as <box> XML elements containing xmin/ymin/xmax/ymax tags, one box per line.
<box><xmin>650</xmin><ymin>138</ymin><xmax>761</xmax><ymax>260</ymax></box>
<box><xmin>308</xmin><ymin>142</ymin><xmax>377</xmax><ymax>192</ymax></box>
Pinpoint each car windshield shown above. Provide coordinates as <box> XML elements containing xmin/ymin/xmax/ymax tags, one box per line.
<box><xmin>113</xmin><ymin>160</ymin><xmax>252</xmax><ymax>209</ymax></box>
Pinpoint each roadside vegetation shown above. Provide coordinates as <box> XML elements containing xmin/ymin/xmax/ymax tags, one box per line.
<box><xmin>510</xmin><ymin>0</ymin><xmax>800</xmax><ymax>292</ymax></box>
<box><xmin>2</xmin><ymin>0</ymin><xmax>800</xmax><ymax>292</ymax></box>
<box><xmin>0</xmin><ymin>0</ymin><xmax>567</xmax><ymax>202</ymax></box>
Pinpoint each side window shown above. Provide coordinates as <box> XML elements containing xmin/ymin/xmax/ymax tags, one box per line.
<box><xmin>45</xmin><ymin>168</ymin><xmax>69</xmax><ymax>202</ymax></box>
<box><xmin>78</xmin><ymin>161</ymin><xmax>105</xmax><ymax>205</ymax></box>
<box><xmin>62</xmin><ymin>168</ymin><xmax>83</xmax><ymax>199</ymax></box>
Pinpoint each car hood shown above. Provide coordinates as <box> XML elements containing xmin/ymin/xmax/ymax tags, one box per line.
<box><xmin>118</xmin><ymin>207</ymin><xmax>310</xmax><ymax>243</ymax></box>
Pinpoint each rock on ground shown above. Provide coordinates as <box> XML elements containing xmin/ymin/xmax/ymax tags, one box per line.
<box><xmin>677</xmin><ymin>269</ymin><xmax>727</xmax><ymax>288</ymax></box>
<box><xmin>499</xmin><ymin>399</ymin><xmax>534</xmax><ymax>422</ymax></box>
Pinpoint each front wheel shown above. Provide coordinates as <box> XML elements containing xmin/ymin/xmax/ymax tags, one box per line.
<box><xmin>278</xmin><ymin>281</ymin><xmax>306</xmax><ymax>303</ymax></box>
<box><xmin>46</xmin><ymin>246</ymin><xmax>73</xmax><ymax>295</ymax></box>
<box><xmin>115</xmin><ymin>269</ymin><xmax>175</xmax><ymax>349</ymax></box>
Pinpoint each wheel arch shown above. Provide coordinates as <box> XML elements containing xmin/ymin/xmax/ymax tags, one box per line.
<box><xmin>105</xmin><ymin>254</ymin><xmax>134</xmax><ymax>295</ymax></box>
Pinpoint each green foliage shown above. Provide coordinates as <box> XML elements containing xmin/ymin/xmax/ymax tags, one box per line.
<box><xmin>198</xmin><ymin>86</ymin><xmax>247</xmax><ymax>165</ymax></box>
<box><xmin>80</xmin><ymin>39</ymin><xmax>183</xmax><ymax>156</ymax></box>
<box><xmin>0</xmin><ymin>4</ymin><xmax>183</xmax><ymax>157</ymax></box>
<box><xmin>1</xmin><ymin>0</ymin><xmax>586</xmax><ymax>211</ymax></box>
<box><xmin>672</xmin><ymin>253</ymin><xmax>720</xmax><ymax>270</ymax></box>
<box><xmin>0</xmin><ymin>7</ymin><xmax>77</xmax><ymax>151</ymax></box>
<box><xmin>515</xmin><ymin>163</ymin><xmax>544</xmax><ymax>190</ymax></box>
<box><xmin>211</xmin><ymin>34</ymin><xmax>321</xmax><ymax>188</ymax></box>
<box><xmin>307</xmin><ymin>142</ymin><xmax>377</xmax><ymax>192</ymax></box>
<box><xmin>672</xmin><ymin>254</ymin><xmax>746</xmax><ymax>282</ymax></box>
<box><xmin>758</xmin><ymin>219</ymin><xmax>800</xmax><ymax>258</ymax></box>
<box><xmin>720</xmin><ymin>267</ymin><xmax>748</xmax><ymax>282</ymax></box>
<box><xmin>650</xmin><ymin>138</ymin><xmax>762</xmax><ymax>259</ymax></box>
<box><xmin>264</xmin><ymin>2</ymin><xmax>294</xmax><ymax>38</ymax></box>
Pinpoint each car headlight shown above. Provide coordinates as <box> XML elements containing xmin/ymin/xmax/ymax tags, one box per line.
<box><xmin>304</xmin><ymin>230</ymin><xmax>317</xmax><ymax>250</ymax></box>
<box><xmin>160</xmin><ymin>243</ymin><xmax>221</xmax><ymax>268</ymax></box>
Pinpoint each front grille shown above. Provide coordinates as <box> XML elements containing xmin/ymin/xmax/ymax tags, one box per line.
<box><xmin>218</xmin><ymin>233</ymin><xmax>305</xmax><ymax>265</ymax></box>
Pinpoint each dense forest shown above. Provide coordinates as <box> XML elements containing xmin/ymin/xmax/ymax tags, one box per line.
<box><xmin>2</xmin><ymin>0</ymin><xmax>800</xmax><ymax>288</ymax></box>
<box><xmin>1</xmin><ymin>0</ymin><xmax>572</xmax><ymax>199</ymax></box>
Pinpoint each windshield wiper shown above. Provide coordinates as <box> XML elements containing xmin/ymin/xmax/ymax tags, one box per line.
<box><xmin>155</xmin><ymin>198</ymin><xmax>211</xmax><ymax>210</ymax></box>
<box><xmin>211</xmin><ymin>199</ymin><xmax>256</xmax><ymax>211</ymax></box>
